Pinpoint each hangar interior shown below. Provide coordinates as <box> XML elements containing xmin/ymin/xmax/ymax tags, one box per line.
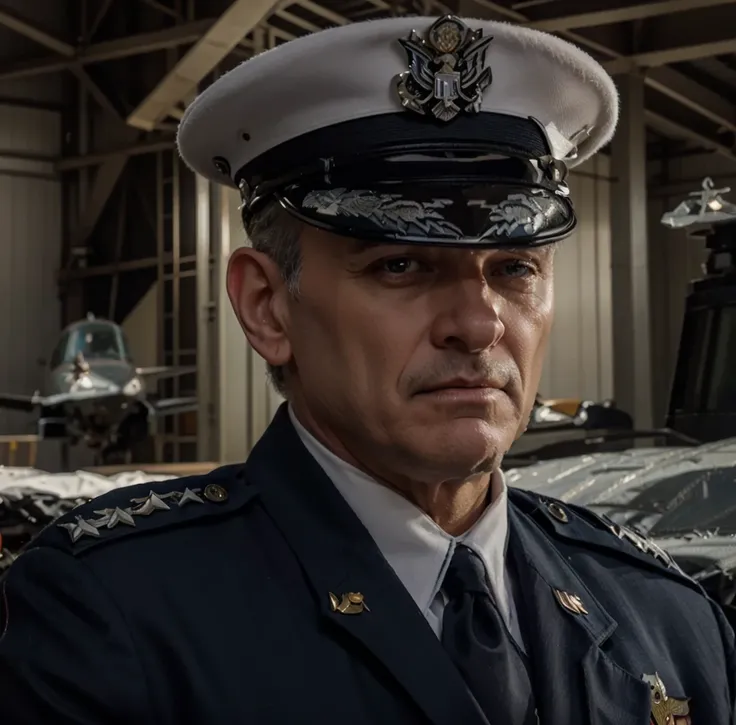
<box><xmin>0</xmin><ymin>0</ymin><xmax>734</xmax><ymax>471</ymax></box>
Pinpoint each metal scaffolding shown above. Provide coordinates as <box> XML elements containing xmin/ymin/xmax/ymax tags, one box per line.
<box><xmin>156</xmin><ymin>149</ymin><xmax>187</xmax><ymax>461</ymax></box>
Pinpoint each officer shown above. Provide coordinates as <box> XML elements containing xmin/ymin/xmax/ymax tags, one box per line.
<box><xmin>0</xmin><ymin>14</ymin><xmax>733</xmax><ymax>725</ymax></box>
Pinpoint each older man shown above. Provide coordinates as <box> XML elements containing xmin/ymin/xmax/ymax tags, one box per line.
<box><xmin>0</xmin><ymin>14</ymin><xmax>733</xmax><ymax>725</ymax></box>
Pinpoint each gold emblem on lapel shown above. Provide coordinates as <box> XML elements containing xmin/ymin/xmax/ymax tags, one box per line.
<box><xmin>553</xmin><ymin>589</ymin><xmax>588</xmax><ymax>616</ymax></box>
<box><xmin>643</xmin><ymin>673</ymin><xmax>691</xmax><ymax>725</ymax></box>
<box><xmin>329</xmin><ymin>592</ymin><xmax>370</xmax><ymax>615</ymax></box>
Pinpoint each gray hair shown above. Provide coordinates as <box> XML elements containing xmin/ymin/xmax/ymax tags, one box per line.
<box><xmin>244</xmin><ymin>201</ymin><xmax>302</xmax><ymax>396</ymax></box>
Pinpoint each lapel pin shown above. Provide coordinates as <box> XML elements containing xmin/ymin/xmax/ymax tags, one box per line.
<box><xmin>643</xmin><ymin>673</ymin><xmax>691</xmax><ymax>725</ymax></box>
<box><xmin>554</xmin><ymin>589</ymin><xmax>588</xmax><ymax>616</ymax></box>
<box><xmin>329</xmin><ymin>591</ymin><xmax>370</xmax><ymax>615</ymax></box>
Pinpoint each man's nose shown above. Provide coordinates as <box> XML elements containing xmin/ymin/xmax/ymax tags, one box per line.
<box><xmin>430</xmin><ymin>279</ymin><xmax>505</xmax><ymax>354</ymax></box>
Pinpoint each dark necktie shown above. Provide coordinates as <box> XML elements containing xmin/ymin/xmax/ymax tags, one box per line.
<box><xmin>441</xmin><ymin>544</ymin><xmax>537</xmax><ymax>724</ymax></box>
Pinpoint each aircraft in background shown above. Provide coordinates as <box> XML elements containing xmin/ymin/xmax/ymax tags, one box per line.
<box><xmin>0</xmin><ymin>315</ymin><xmax>197</xmax><ymax>463</ymax></box>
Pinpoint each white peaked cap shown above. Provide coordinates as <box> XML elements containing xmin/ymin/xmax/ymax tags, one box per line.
<box><xmin>177</xmin><ymin>15</ymin><xmax>619</xmax><ymax>186</ymax></box>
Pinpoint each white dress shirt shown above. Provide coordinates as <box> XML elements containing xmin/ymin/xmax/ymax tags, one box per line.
<box><xmin>288</xmin><ymin>407</ymin><xmax>523</xmax><ymax>645</ymax></box>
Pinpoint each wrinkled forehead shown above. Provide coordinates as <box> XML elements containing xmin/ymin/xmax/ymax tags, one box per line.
<box><xmin>298</xmin><ymin>223</ymin><xmax>558</xmax><ymax>272</ymax></box>
<box><xmin>339</xmin><ymin>235</ymin><xmax>556</xmax><ymax>258</ymax></box>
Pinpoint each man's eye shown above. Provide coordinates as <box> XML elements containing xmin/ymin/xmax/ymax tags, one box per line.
<box><xmin>381</xmin><ymin>257</ymin><xmax>421</xmax><ymax>275</ymax></box>
<box><xmin>496</xmin><ymin>260</ymin><xmax>536</xmax><ymax>278</ymax></box>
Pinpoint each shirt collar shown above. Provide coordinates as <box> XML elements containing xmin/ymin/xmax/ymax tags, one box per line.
<box><xmin>288</xmin><ymin>406</ymin><xmax>510</xmax><ymax>618</ymax></box>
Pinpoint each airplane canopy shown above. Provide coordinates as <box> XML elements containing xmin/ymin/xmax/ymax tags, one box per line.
<box><xmin>53</xmin><ymin>321</ymin><xmax>131</xmax><ymax>366</ymax></box>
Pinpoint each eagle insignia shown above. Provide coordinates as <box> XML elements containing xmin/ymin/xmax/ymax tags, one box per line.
<box><xmin>395</xmin><ymin>15</ymin><xmax>494</xmax><ymax>122</ymax></box>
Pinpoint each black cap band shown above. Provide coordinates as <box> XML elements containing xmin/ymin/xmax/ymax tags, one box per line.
<box><xmin>235</xmin><ymin>112</ymin><xmax>575</xmax><ymax>247</ymax></box>
<box><xmin>236</xmin><ymin>112</ymin><xmax>553</xmax><ymax>192</ymax></box>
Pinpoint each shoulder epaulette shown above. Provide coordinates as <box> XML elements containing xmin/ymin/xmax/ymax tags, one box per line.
<box><xmin>567</xmin><ymin>501</ymin><xmax>686</xmax><ymax>573</ymax></box>
<box><xmin>27</xmin><ymin>464</ymin><xmax>256</xmax><ymax>557</ymax></box>
<box><xmin>509</xmin><ymin>487</ymin><xmax>691</xmax><ymax>582</ymax></box>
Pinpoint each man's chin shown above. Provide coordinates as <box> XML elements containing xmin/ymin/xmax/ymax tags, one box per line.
<box><xmin>405</xmin><ymin>422</ymin><xmax>509</xmax><ymax>477</ymax></box>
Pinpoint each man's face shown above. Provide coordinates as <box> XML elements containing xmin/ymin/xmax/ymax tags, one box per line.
<box><xmin>279</xmin><ymin>224</ymin><xmax>555</xmax><ymax>484</ymax></box>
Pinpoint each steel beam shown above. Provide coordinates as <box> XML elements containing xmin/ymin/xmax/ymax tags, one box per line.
<box><xmin>155</xmin><ymin>151</ymin><xmax>166</xmax><ymax>464</ymax></box>
<box><xmin>465</xmin><ymin>0</ymin><xmax>736</xmax><ymax>151</ymax></box>
<box><xmin>527</xmin><ymin>0</ymin><xmax>736</xmax><ymax>32</ymax></box>
<box><xmin>274</xmin><ymin>8</ymin><xmax>320</xmax><ymax>33</ymax></box>
<box><xmin>109</xmin><ymin>180</ymin><xmax>128</xmax><ymax>319</ymax></box>
<box><xmin>215</xmin><ymin>188</ymin><xmax>250</xmax><ymax>462</ymax></box>
<box><xmin>59</xmin><ymin>257</ymin><xmax>159</xmax><ymax>281</ymax></box>
<box><xmin>56</xmin><ymin>139</ymin><xmax>175</xmax><ymax>170</ymax></box>
<box><xmin>0</xmin><ymin>5</ymin><xmax>75</xmax><ymax>56</ymax></box>
<box><xmin>695</xmin><ymin>56</ymin><xmax>736</xmax><ymax>88</ymax></box>
<box><xmin>645</xmin><ymin>109</ymin><xmax>736</xmax><ymax>164</ymax></box>
<box><xmin>646</xmin><ymin>66</ymin><xmax>736</xmax><ymax>133</ymax></box>
<box><xmin>0</xmin><ymin>152</ymin><xmax>55</xmax><ymax>179</ymax></box>
<box><xmin>293</xmin><ymin>0</ymin><xmax>349</xmax><ymax>25</ymax></box>
<box><xmin>605</xmin><ymin>37</ymin><xmax>736</xmax><ymax>72</ymax></box>
<box><xmin>69</xmin><ymin>66</ymin><xmax>120</xmax><ymax>120</ymax></box>
<box><xmin>195</xmin><ymin>173</ymin><xmax>213</xmax><ymax>461</ymax></box>
<box><xmin>0</xmin><ymin>19</ymin><xmax>215</xmax><ymax>82</ymax></box>
<box><xmin>70</xmin><ymin>154</ymin><xmax>128</xmax><ymax>246</ymax></box>
<box><xmin>610</xmin><ymin>74</ymin><xmax>653</xmax><ymax>428</ymax></box>
<box><xmin>58</xmin><ymin>253</ymin><xmax>200</xmax><ymax>281</ymax></box>
<box><xmin>88</xmin><ymin>0</ymin><xmax>115</xmax><ymax>41</ymax></box>
<box><xmin>466</xmin><ymin>0</ymin><xmax>529</xmax><ymax>20</ymax></box>
<box><xmin>127</xmin><ymin>1</ymin><xmax>281</xmax><ymax>131</ymax></box>
<box><xmin>68</xmin><ymin>6</ymin><xmax>91</xmax><ymax>328</ymax></box>
<box><xmin>139</xmin><ymin>0</ymin><xmax>182</xmax><ymax>20</ymax></box>
<box><xmin>78</xmin><ymin>18</ymin><xmax>214</xmax><ymax>61</ymax></box>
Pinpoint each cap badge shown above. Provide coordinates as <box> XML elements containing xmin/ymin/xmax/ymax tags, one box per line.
<box><xmin>396</xmin><ymin>15</ymin><xmax>494</xmax><ymax>122</ymax></box>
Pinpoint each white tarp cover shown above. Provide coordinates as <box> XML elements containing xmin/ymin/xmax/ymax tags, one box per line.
<box><xmin>507</xmin><ymin>438</ymin><xmax>736</xmax><ymax>575</ymax></box>
<box><xmin>0</xmin><ymin>466</ymin><xmax>177</xmax><ymax>500</ymax></box>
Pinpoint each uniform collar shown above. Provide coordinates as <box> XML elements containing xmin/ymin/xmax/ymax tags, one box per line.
<box><xmin>288</xmin><ymin>406</ymin><xmax>510</xmax><ymax>620</ymax></box>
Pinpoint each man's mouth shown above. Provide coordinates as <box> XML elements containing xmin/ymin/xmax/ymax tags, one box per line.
<box><xmin>420</xmin><ymin>377</ymin><xmax>502</xmax><ymax>393</ymax></box>
<box><xmin>416</xmin><ymin>379</ymin><xmax>507</xmax><ymax>405</ymax></box>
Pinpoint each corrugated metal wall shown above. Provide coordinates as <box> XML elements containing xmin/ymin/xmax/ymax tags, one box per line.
<box><xmin>539</xmin><ymin>154</ymin><xmax>614</xmax><ymax>402</ymax></box>
<box><xmin>234</xmin><ymin>155</ymin><xmax>614</xmax><ymax>452</ymax></box>
<box><xmin>0</xmin><ymin>103</ymin><xmax>62</xmax><ymax>435</ymax></box>
<box><xmin>221</xmin><ymin>189</ymin><xmax>285</xmax><ymax>455</ymax></box>
<box><xmin>0</xmin><ymin>2</ymin><xmax>70</xmax><ymax>464</ymax></box>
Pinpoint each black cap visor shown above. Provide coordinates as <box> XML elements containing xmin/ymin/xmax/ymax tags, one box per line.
<box><xmin>275</xmin><ymin>157</ymin><xmax>576</xmax><ymax>247</ymax></box>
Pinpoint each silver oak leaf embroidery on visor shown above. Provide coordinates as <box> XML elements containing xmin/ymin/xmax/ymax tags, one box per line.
<box><xmin>302</xmin><ymin>188</ymin><xmax>464</xmax><ymax>239</ymax></box>
<box><xmin>468</xmin><ymin>191</ymin><xmax>561</xmax><ymax>238</ymax></box>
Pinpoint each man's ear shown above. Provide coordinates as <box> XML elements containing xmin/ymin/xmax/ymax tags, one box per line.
<box><xmin>226</xmin><ymin>248</ymin><xmax>292</xmax><ymax>367</ymax></box>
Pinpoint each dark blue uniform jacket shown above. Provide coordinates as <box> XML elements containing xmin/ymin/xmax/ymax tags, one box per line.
<box><xmin>0</xmin><ymin>405</ymin><xmax>734</xmax><ymax>724</ymax></box>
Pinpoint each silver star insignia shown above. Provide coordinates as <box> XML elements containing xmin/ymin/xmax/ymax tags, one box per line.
<box><xmin>93</xmin><ymin>507</ymin><xmax>136</xmax><ymax>529</ymax></box>
<box><xmin>59</xmin><ymin>515</ymin><xmax>101</xmax><ymax>542</ymax></box>
<box><xmin>177</xmin><ymin>488</ymin><xmax>204</xmax><ymax>507</ymax></box>
<box><xmin>130</xmin><ymin>491</ymin><xmax>171</xmax><ymax>516</ymax></box>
